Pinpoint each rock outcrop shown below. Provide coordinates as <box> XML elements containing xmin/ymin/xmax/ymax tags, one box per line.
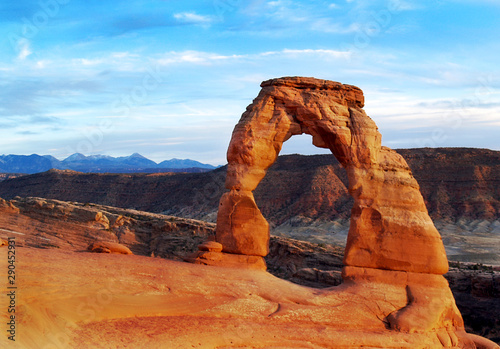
<box><xmin>0</xmin><ymin>196</ymin><xmax>215</xmax><ymax>258</ymax></box>
<box><xmin>0</xmin><ymin>195</ymin><xmax>498</xmax><ymax>345</ymax></box>
<box><xmin>196</xmin><ymin>77</ymin><xmax>445</xmax><ymax>271</ymax></box>
<box><xmin>87</xmin><ymin>241</ymin><xmax>133</xmax><ymax>255</ymax></box>
<box><xmin>7</xmin><ymin>247</ymin><xmax>498</xmax><ymax>349</ymax></box>
<box><xmin>191</xmin><ymin>76</ymin><xmax>488</xmax><ymax>347</ymax></box>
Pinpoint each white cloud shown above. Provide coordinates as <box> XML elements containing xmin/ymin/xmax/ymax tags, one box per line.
<box><xmin>17</xmin><ymin>39</ymin><xmax>32</xmax><ymax>60</ymax></box>
<box><xmin>260</xmin><ymin>48</ymin><xmax>352</xmax><ymax>59</ymax></box>
<box><xmin>284</xmin><ymin>48</ymin><xmax>352</xmax><ymax>59</ymax></box>
<box><xmin>72</xmin><ymin>58</ymin><xmax>105</xmax><ymax>66</ymax></box>
<box><xmin>173</xmin><ymin>12</ymin><xmax>212</xmax><ymax>24</ymax></box>
<box><xmin>35</xmin><ymin>60</ymin><xmax>50</xmax><ymax>69</ymax></box>
<box><xmin>390</xmin><ymin>0</ymin><xmax>420</xmax><ymax>11</ymax></box>
<box><xmin>111</xmin><ymin>52</ymin><xmax>139</xmax><ymax>59</ymax></box>
<box><xmin>156</xmin><ymin>51</ymin><xmax>243</xmax><ymax>65</ymax></box>
<box><xmin>154</xmin><ymin>48</ymin><xmax>352</xmax><ymax>67</ymax></box>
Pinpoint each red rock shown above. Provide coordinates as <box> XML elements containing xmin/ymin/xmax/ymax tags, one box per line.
<box><xmin>87</xmin><ymin>241</ymin><xmax>133</xmax><ymax>255</ymax></box>
<box><xmin>343</xmin><ymin>265</ymin><xmax>469</xmax><ymax>342</ymax></box>
<box><xmin>215</xmin><ymin>190</ymin><xmax>269</xmax><ymax>256</ymax></box>
<box><xmin>466</xmin><ymin>333</ymin><xmax>500</xmax><ymax>349</ymax></box>
<box><xmin>0</xmin><ymin>197</ymin><xmax>20</xmax><ymax>214</ymax></box>
<box><xmin>189</xmin><ymin>250</ymin><xmax>266</xmax><ymax>270</ymax></box>
<box><xmin>217</xmin><ymin>76</ymin><xmax>447</xmax><ymax>274</ymax></box>
<box><xmin>198</xmin><ymin>241</ymin><xmax>223</xmax><ymax>252</ymax></box>
<box><xmin>88</xmin><ymin>211</ymin><xmax>110</xmax><ymax>230</ymax></box>
<box><xmin>201</xmin><ymin>76</ymin><xmax>479</xmax><ymax>344</ymax></box>
<box><xmin>2</xmin><ymin>149</ymin><xmax>498</xmax><ymax>229</ymax></box>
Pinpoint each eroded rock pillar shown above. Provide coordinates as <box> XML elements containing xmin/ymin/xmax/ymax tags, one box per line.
<box><xmin>342</xmin><ymin>149</ymin><xmax>449</xmax><ymax>275</ymax></box>
<box><xmin>215</xmin><ymin>190</ymin><xmax>269</xmax><ymax>257</ymax></box>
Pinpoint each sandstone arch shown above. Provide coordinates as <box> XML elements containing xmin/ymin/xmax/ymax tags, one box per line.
<box><xmin>214</xmin><ymin>76</ymin><xmax>448</xmax><ymax>275</ymax></box>
<box><xmin>189</xmin><ymin>77</ymin><xmax>484</xmax><ymax>346</ymax></box>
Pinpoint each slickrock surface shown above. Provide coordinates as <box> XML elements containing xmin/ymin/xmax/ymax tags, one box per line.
<box><xmin>87</xmin><ymin>241</ymin><xmax>133</xmax><ymax>254</ymax></box>
<box><xmin>0</xmin><ymin>196</ymin><xmax>215</xmax><ymax>259</ymax></box>
<box><xmin>1</xmin><ymin>247</ymin><xmax>496</xmax><ymax>349</ymax></box>
<box><xmin>0</xmin><ymin>196</ymin><xmax>498</xmax><ymax>344</ymax></box>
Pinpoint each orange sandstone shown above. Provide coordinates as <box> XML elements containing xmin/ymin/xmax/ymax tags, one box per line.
<box><xmin>191</xmin><ymin>76</ymin><xmax>484</xmax><ymax>347</ymax></box>
<box><xmin>213</xmin><ymin>76</ymin><xmax>447</xmax><ymax>274</ymax></box>
<box><xmin>87</xmin><ymin>241</ymin><xmax>133</xmax><ymax>255</ymax></box>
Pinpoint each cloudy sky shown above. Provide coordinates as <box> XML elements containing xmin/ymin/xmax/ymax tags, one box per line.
<box><xmin>0</xmin><ymin>0</ymin><xmax>499</xmax><ymax>165</ymax></box>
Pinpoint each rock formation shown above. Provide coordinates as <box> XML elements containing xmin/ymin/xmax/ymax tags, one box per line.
<box><xmin>87</xmin><ymin>241</ymin><xmax>133</xmax><ymax>255</ymax></box>
<box><xmin>192</xmin><ymin>76</ymin><xmax>489</xmax><ymax>347</ymax></box>
<box><xmin>193</xmin><ymin>77</ymin><xmax>448</xmax><ymax>274</ymax></box>
<box><xmin>0</xmin><ymin>77</ymin><xmax>496</xmax><ymax>346</ymax></box>
<box><xmin>0</xmin><ymin>196</ymin><xmax>215</xmax><ymax>258</ymax></box>
<box><xmin>0</xmin><ymin>195</ymin><xmax>498</xmax><ymax>346</ymax></box>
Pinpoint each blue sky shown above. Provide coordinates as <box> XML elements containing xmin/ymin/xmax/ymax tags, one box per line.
<box><xmin>0</xmin><ymin>0</ymin><xmax>499</xmax><ymax>165</ymax></box>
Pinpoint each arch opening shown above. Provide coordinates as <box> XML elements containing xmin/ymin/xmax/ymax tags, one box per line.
<box><xmin>277</xmin><ymin>133</ymin><xmax>331</xmax><ymax>158</ymax></box>
<box><xmin>252</xmin><ymin>133</ymin><xmax>352</xmax><ymax>248</ymax></box>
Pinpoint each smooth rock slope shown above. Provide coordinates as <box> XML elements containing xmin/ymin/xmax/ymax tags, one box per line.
<box><xmin>193</xmin><ymin>76</ymin><xmax>495</xmax><ymax>347</ymax></box>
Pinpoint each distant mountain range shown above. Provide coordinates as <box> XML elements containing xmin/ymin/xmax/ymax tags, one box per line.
<box><xmin>0</xmin><ymin>153</ymin><xmax>216</xmax><ymax>174</ymax></box>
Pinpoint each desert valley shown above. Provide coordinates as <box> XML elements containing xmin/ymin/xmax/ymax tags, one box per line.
<box><xmin>0</xmin><ymin>77</ymin><xmax>499</xmax><ymax>348</ymax></box>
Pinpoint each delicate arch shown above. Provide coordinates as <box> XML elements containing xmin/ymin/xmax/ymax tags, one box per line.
<box><xmin>215</xmin><ymin>77</ymin><xmax>448</xmax><ymax>275</ymax></box>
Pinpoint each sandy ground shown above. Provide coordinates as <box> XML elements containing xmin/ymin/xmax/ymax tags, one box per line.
<box><xmin>0</xmin><ymin>247</ymin><xmax>488</xmax><ymax>349</ymax></box>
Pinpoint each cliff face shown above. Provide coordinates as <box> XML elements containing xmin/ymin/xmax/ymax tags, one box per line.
<box><xmin>253</xmin><ymin>154</ymin><xmax>351</xmax><ymax>224</ymax></box>
<box><xmin>0</xmin><ymin>148</ymin><xmax>498</xmax><ymax>223</ymax></box>
<box><xmin>0</xmin><ymin>168</ymin><xmax>226</xmax><ymax>219</ymax></box>
<box><xmin>397</xmin><ymin>148</ymin><xmax>500</xmax><ymax>221</ymax></box>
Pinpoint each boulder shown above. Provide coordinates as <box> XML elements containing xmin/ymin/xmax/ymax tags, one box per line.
<box><xmin>198</xmin><ymin>241</ymin><xmax>223</xmax><ymax>252</ymax></box>
<box><xmin>87</xmin><ymin>241</ymin><xmax>133</xmax><ymax>255</ymax></box>
<box><xmin>0</xmin><ymin>197</ymin><xmax>20</xmax><ymax>214</ymax></box>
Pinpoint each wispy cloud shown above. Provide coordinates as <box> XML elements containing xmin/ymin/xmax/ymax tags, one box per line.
<box><xmin>155</xmin><ymin>48</ymin><xmax>352</xmax><ymax>66</ymax></box>
<box><xmin>173</xmin><ymin>12</ymin><xmax>212</xmax><ymax>24</ymax></box>
<box><xmin>17</xmin><ymin>130</ymin><xmax>38</xmax><ymax>135</ymax></box>
<box><xmin>16</xmin><ymin>39</ymin><xmax>32</xmax><ymax>60</ymax></box>
<box><xmin>30</xmin><ymin>115</ymin><xmax>61</xmax><ymax>124</ymax></box>
<box><xmin>156</xmin><ymin>51</ymin><xmax>243</xmax><ymax>65</ymax></box>
<box><xmin>260</xmin><ymin>49</ymin><xmax>352</xmax><ymax>59</ymax></box>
